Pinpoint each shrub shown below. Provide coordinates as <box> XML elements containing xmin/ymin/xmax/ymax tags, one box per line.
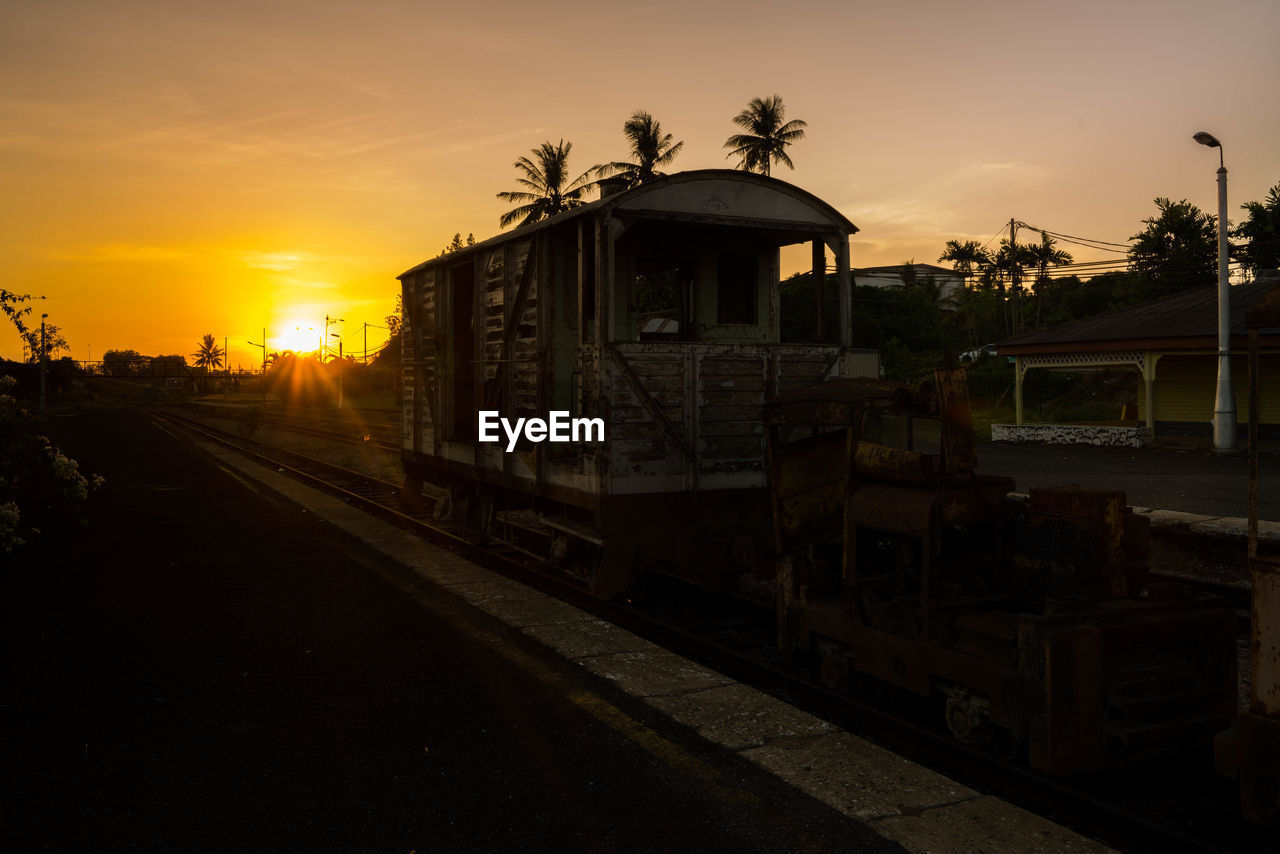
<box><xmin>0</xmin><ymin>376</ymin><xmax>101</xmax><ymax>553</ymax></box>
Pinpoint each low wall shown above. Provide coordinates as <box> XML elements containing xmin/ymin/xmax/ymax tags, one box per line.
<box><xmin>991</xmin><ymin>423</ymin><xmax>1150</xmax><ymax>448</ymax></box>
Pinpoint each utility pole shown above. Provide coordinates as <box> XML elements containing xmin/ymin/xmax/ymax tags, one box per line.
<box><xmin>363</xmin><ymin>322</ymin><xmax>368</xmax><ymax>365</ymax></box>
<box><xmin>39</xmin><ymin>313</ymin><xmax>48</xmax><ymax>418</ymax></box>
<box><xmin>1008</xmin><ymin>218</ymin><xmax>1020</xmax><ymax>336</ymax></box>
<box><xmin>224</xmin><ymin>336</ymin><xmax>229</xmax><ymax>400</ymax></box>
<box><xmin>338</xmin><ymin>341</ymin><xmax>343</xmax><ymax>409</ymax></box>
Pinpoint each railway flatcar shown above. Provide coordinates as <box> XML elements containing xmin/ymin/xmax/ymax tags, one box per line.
<box><xmin>399</xmin><ymin>170</ymin><xmax>877</xmax><ymax>594</ymax></box>
<box><xmin>1215</xmin><ymin>288</ymin><xmax>1280</xmax><ymax>825</ymax></box>
<box><xmin>766</xmin><ymin>369</ymin><xmax>1239</xmax><ymax>776</ymax></box>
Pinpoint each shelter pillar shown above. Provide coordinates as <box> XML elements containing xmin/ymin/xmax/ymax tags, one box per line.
<box><xmin>1142</xmin><ymin>352</ymin><xmax>1160</xmax><ymax>434</ymax></box>
<box><xmin>811</xmin><ymin>239</ymin><xmax>825</xmax><ymax>341</ymax></box>
<box><xmin>1014</xmin><ymin>357</ymin><xmax>1024</xmax><ymax>425</ymax></box>
<box><xmin>830</xmin><ymin>235</ymin><xmax>851</xmax><ymax>347</ymax></box>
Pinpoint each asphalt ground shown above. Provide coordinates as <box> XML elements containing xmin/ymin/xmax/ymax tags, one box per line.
<box><xmin>977</xmin><ymin>441</ymin><xmax>1271</xmax><ymax>519</ymax></box>
<box><xmin>1</xmin><ymin>408</ymin><xmax>905</xmax><ymax>854</ymax></box>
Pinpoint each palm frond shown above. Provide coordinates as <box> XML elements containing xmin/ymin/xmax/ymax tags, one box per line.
<box><xmin>496</xmin><ymin>190</ymin><xmax>542</xmax><ymax>204</ymax></box>
<box><xmin>499</xmin><ymin>202</ymin><xmax>541</xmax><ymax>228</ymax></box>
<box><xmin>653</xmin><ymin>139</ymin><xmax>683</xmax><ymax>167</ymax></box>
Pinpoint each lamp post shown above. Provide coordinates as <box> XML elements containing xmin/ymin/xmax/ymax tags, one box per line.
<box><xmin>326</xmin><ymin>315</ymin><xmax>344</xmax><ymax>410</ymax></box>
<box><xmin>247</xmin><ymin>328</ymin><xmax>267</xmax><ymax>375</ymax></box>
<box><xmin>247</xmin><ymin>328</ymin><xmax>268</xmax><ymax>404</ymax></box>
<box><xmin>1194</xmin><ymin>131</ymin><xmax>1235</xmax><ymax>452</ymax></box>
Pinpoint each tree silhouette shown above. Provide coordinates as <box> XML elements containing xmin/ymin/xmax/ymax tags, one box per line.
<box><xmin>1025</xmin><ymin>232</ymin><xmax>1073</xmax><ymax>326</ymax></box>
<box><xmin>2</xmin><ymin>289</ymin><xmax>39</xmax><ymax>346</ymax></box>
<box><xmin>497</xmin><ymin>140</ymin><xmax>600</xmax><ymax>228</ymax></box>
<box><xmin>723</xmin><ymin>95</ymin><xmax>807</xmax><ymax>177</ymax></box>
<box><xmin>1234</xmin><ymin>182</ymin><xmax>1280</xmax><ymax>277</ymax></box>
<box><xmin>103</xmin><ymin>349</ymin><xmax>147</xmax><ymax>377</ymax></box>
<box><xmin>1128</xmin><ymin>198</ymin><xmax>1218</xmax><ymax>298</ymax></box>
<box><xmin>22</xmin><ymin>321</ymin><xmax>69</xmax><ymax>363</ymax></box>
<box><xmin>192</xmin><ymin>334</ymin><xmax>225</xmax><ymax>371</ymax></box>
<box><xmin>937</xmin><ymin>240</ymin><xmax>994</xmax><ymax>287</ymax></box>
<box><xmin>440</xmin><ymin>233</ymin><xmax>466</xmax><ymax>256</ymax></box>
<box><xmin>988</xmin><ymin>240</ymin><xmax>1037</xmax><ymax>336</ymax></box>
<box><xmin>603</xmin><ymin>111</ymin><xmax>684</xmax><ymax>189</ymax></box>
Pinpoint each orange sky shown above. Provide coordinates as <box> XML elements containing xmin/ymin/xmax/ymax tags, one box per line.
<box><xmin>3</xmin><ymin>0</ymin><xmax>1278</xmax><ymax>366</ymax></box>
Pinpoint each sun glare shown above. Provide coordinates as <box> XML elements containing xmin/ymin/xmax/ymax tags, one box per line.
<box><xmin>274</xmin><ymin>319</ymin><xmax>321</xmax><ymax>355</ymax></box>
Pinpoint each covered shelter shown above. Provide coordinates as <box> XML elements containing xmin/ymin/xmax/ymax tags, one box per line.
<box><xmin>996</xmin><ymin>272</ymin><xmax>1280</xmax><ymax>443</ymax></box>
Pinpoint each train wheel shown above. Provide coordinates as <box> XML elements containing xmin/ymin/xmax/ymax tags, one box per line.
<box><xmin>814</xmin><ymin>638</ymin><xmax>851</xmax><ymax>692</ymax></box>
<box><xmin>555</xmin><ymin>536</ymin><xmax>636</xmax><ymax>599</ymax></box>
<box><xmin>941</xmin><ymin>687</ymin><xmax>1017</xmax><ymax>758</ymax></box>
<box><xmin>588</xmin><ymin>541</ymin><xmax>637</xmax><ymax>599</ymax></box>
<box><xmin>400</xmin><ymin>471</ymin><xmax>425</xmax><ymax>513</ymax></box>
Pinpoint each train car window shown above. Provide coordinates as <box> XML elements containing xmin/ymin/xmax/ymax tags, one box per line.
<box><xmin>635</xmin><ymin>266</ymin><xmax>682</xmax><ymax>340</ymax></box>
<box><xmin>717</xmin><ymin>251</ymin><xmax>757</xmax><ymax>324</ymax></box>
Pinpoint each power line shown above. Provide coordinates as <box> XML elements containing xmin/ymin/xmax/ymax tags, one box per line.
<box><xmin>1038</xmin><ymin>234</ymin><xmax>1130</xmax><ymax>254</ymax></box>
<box><xmin>1016</xmin><ymin>221</ymin><xmax>1131</xmax><ymax>250</ymax></box>
<box><xmin>979</xmin><ymin>224</ymin><xmax>1007</xmax><ymax>251</ymax></box>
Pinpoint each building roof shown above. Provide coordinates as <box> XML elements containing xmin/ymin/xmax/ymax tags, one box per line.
<box><xmin>852</xmin><ymin>263</ymin><xmax>961</xmax><ymax>278</ymax></box>
<box><xmin>998</xmin><ymin>277</ymin><xmax>1280</xmax><ymax>355</ymax></box>
<box><xmin>399</xmin><ymin>170</ymin><xmax>858</xmax><ymax>280</ymax></box>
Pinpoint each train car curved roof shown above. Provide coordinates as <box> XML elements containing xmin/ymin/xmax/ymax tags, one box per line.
<box><xmin>399</xmin><ymin>170</ymin><xmax>857</xmax><ymax>279</ymax></box>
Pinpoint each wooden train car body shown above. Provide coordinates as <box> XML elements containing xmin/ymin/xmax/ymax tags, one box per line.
<box><xmin>767</xmin><ymin>370</ymin><xmax>1238</xmax><ymax>775</ymax></box>
<box><xmin>399</xmin><ymin>171</ymin><xmax>877</xmax><ymax>587</ymax></box>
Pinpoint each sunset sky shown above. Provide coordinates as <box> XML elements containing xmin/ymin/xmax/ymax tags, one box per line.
<box><xmin>3</xmin><ymin>0</ymin><xmax>1278</xmax><ymax>367</ymax></box>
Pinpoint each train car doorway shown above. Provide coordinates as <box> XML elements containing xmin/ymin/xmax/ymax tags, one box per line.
<box><xmin>450</xmin><ymin>260</ymin><xmax>476</xmax><ymax>439</ymax></box>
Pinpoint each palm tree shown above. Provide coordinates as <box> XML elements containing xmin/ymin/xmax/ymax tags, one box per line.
<box><xmin>192</xmin><ymin>333</ymin><xmax>224</xmax><ymax>371</ymax></box>
<box><xmin>1025</xmin><ymin>232</ymin><xmax>1073</xmax><ymax>326</ymax></box>
<box><xmin>991</xmin><ymin>240</ymin><xmax>1037</xmax><ymax>336</ymax></box>
<box><xmin>723</xmin><ymin>95</ymin><xmax>807</xmax><ymax>177</ymax></box>
<box><xmin>603</xmin><ymin>111</ymin><xmax>684</xmax><ymax>189</ymax></box>
<box><xmin>497</xmin><ymin>140</ymin><xmax>601</xmax><ymax>229</ymax></box>
<box><xmin>937</xmin><ymin>240</ymin><xmax>993</xmax><ymax>288</ymax></box>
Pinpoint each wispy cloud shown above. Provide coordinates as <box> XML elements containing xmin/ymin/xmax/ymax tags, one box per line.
<box><xmin>242</xmin><ymin>251</ymin><xmax>311</xmax><ymax>271</ymax></box>
<box><xmin>281</xmin><ymin>277</ymin><xmax>338</xmax><ymax>290</ymax></box>
<box><xmin>46</xmin><ymin>244</ymin><xmax>191</xmax><ymax>262</ymax></box>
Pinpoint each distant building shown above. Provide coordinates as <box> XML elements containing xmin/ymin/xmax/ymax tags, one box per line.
<box><xmin>851</xmin><ymin>263</ymin><xmax>965</xmax><ymax>308</ymax></box>
<box><xmin>998</xmin><ymin>271</ymin><xmax>1280</xmax><ymax>441</ymax></box>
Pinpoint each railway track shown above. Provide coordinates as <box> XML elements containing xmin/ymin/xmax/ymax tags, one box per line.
<box><xmin>154</xmin><ymin>408</ymin><xmax>1271</xmax><ymax>854</ymax></box>
<box><xmin>186</xmin><ymin>402</ymin><xmax>402</xmax><ymax>451</ymax></box>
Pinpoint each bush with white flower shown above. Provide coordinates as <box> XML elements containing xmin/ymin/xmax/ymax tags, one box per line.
<box><xmin>0</xmin><ymin>376</ymin><xmax>102</xmax><ymax>553</ymax></box>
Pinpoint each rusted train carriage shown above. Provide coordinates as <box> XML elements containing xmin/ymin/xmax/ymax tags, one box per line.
<box><xmin>399</xmin><ymin>170</ymin><xmax>878</xmax><ymax>593</ymax></box>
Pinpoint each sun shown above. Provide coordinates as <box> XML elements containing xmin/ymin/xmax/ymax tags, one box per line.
<box><xmin>274</xmin><ymin>319</ymin><xmax>320</xmax><ymax>355</ymax></box>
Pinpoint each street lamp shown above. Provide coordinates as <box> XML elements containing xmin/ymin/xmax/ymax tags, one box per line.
<box><xmin>1195</xmin><ymin>130</ymin><xmax>1235</xmax><ymax>452</ymax></box>
<box><xmin>329</xmin><ymin>331</ymin><xmax>345</xmax><ymax>410</ymax></box>
<box><xmin>326</xmin><ymin>315</ymin><xmax>344</xmax><ymax>410</ymax></box>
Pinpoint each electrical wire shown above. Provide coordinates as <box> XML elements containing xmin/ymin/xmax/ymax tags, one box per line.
<box><xmin>1016</xmin><ymin>221</ymin><xmax>1131</xmax><ymax>250</ymax></box>
<box><xmin>979</xmin><ymin>224</ymin><xmax>1008</xmax><ymax>251</ymax></box>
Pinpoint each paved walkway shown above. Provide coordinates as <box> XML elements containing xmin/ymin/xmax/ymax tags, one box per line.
<box><xmin>978</xmin><ymin>441</ymin><xmax>1272</xmax><ymax>521</ymax></box>
<box><xmin>182</xmin><ymin>420</ymin><xmax>1117</xmax><ymax>853</ymax></box>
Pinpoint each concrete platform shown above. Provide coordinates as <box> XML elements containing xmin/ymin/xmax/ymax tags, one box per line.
<box><xmin>190</xmin><ymin>434</ymin><xmax>1117</xmax><ymax>854</ymax></box>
